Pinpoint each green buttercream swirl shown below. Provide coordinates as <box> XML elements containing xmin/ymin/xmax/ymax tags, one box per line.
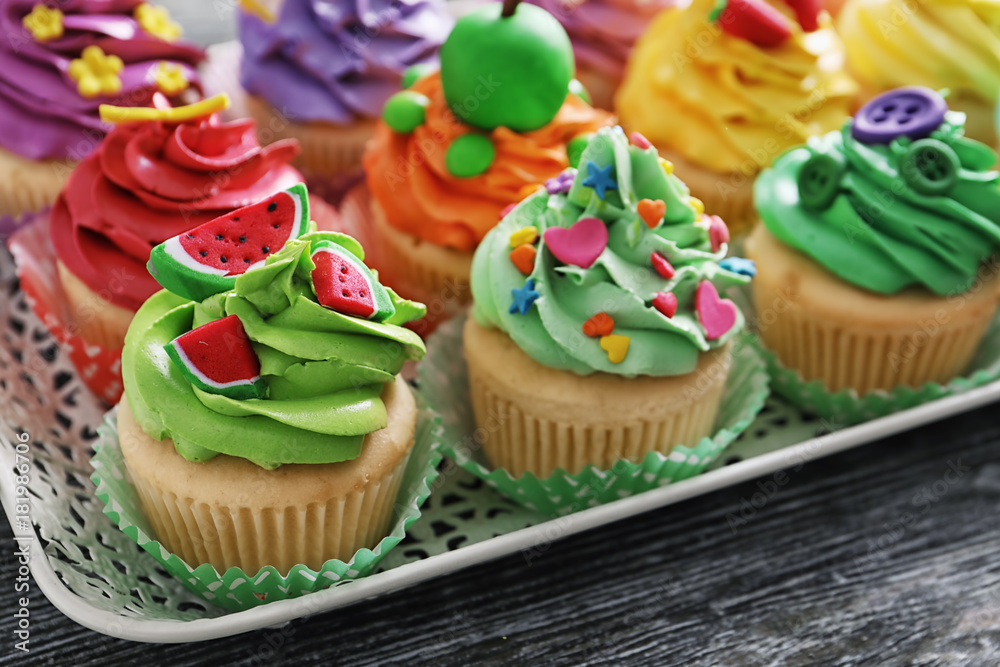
<box><xmin>122</xmin><ymin>231</ymin><xmax>427</xmax><ymax>469</ymax></box>
<box><xmin>471</xmin><ymin>126</ymin><xmax>750</xmax><ymax>377</ymax></box>
<box><xmin>756</xmin><ymin>113</ymin><xmax>1000</xmax><ymax>296</ymax></box>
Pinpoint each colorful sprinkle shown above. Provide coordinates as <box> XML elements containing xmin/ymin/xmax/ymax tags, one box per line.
<box><xmin>68</xmin><ymin>46</ymin><xmax>123</xmax><ymax>99</ymax></box>
<box><xmin>509</xmin><ymin>226</ymin><xmax>538</xmax><ymax>247</ymax></box>
<box><xmin>509</xmin><ymin>278</ymin><xmax>541</xmax><ymax>315</ymax></box>
<box><xmin>544</xmin><ymin>217</ymin><xmax>608</xmax><ymax>269</ymax></box>
<box><xmin>154</xmin><ymin>61</ymin><xmax>189</xmax><ymax>95</ymax></box>
<box><xmin>582</xmin><ymin>312</ymin><xmax>614</xmax><ymax>338</ymax></box>
<box><xmin>659</xmin><ymin>158</ymin><xmax>674</xmax><ymax>176</ymax></box>
<box><xmin>600</xmin><ymin>334</ymin><xmax>630</xmax><ymax>364</ymax></box>
<box><xmin>135</xmin><ymin>3</ymin><xmax>182</xmax><ymax>42</ymax></box>
<box><xmin>689</xmin><ymin>197</ymin><xmax>705</xmax><ymax>216</ymax></box>
<box><xmin>499</xmin><ymin>203</ymin><xmax>517</xmax><ymax>220</ymax></box>
<box><xmin>582</xmin><ymin>161</ymin><xmax>617</xmax><ymax>200</ymax></box>
<box><xmin>99</xmin><ymin>93</ymin><xmax>229</xmax><ymax>124</ymax></box>
<box><xmin>23</xmin><ymin>4</ymin><xmax>63</xmax><ymax>42</ymax></box>
<box><xmin>695</xmin><ymin>281</ymin><xmax>738</xmax><ymax>340</ymax></box>
<box><xmin>707</xmin><ymin>215</ymin><xmax>730</xmax><ymax>252</ymax></box>
<box><xmin>629</xmin><ymin>131</ymin><xmax>653</xmax><ymax>150</ymax></box>
<box><xmin>720</xmin><ymin>257</ymin><xmax>757</xmax><ymax>277</ymax></box>
<box><xmin>509</xmin><ymin>244</ymin><xmax>536</xmax><ymax>275</ymax></box>
<box><xmin>637</xmin><ymin>198</ymin><xmax>666</xmax><ymax>228</ymax></box>
<box><xmin>652</xmin><ymin>292</ymin><xmax>678</xmax><ymax>318</ymax></box>
<box><xmin>650</xmin><ymin>252</ymin><xmax>675</xmax><ymax>280</ymax></box>
<box><xmin>545</xmin><ymin>169</ymin><xmax>575</xmax><ymax>195</ymax></box>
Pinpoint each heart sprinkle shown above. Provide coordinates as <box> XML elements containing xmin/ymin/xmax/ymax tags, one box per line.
<box><xmin>582</xmin><ymin>312</ymin><xmax>615</xmax><ymax>337</ymax></box>
<box><xmin>637</xmin><ymin>198</ymin><xmax>666</xmax><ymax>228</ymax></box>
<box><xmin>600</xmin><ymin>334</ymin><xmax>630</xmax><ymax>364</ymax></box>
<box><xmin>544</xmin><ymin>217</ymin><xmax>609</xmax><ymax>268</ymax></box>
<box><xmin>630</xmin><ymin>131</ymin><xmax>653</xmax><ymax>149</ymax></box>
<box><xmin>650</xmin><ymin>252</ymin><xmax>675</xmax><ymax>280</ymax></box>
<box><xmin>509</xmin><ymin>226</ymin><xmax>538</xmax><ymax>247</ymax></box>
<box><xmin>652</xmin><ymin>292</ymin><xmax>678</xmax><ymax>318</ymax></box>
<box><xmin>695</xmin><ymin>280</ymin><xmax>738</xmax><ymax>340</ymax></box>
<box><xmin>509</xmin><ymin>244</ymin><xmax>536</xmax><ymax>275</ymax></box>
<box><xmin>707</xmin><ymin>215</ymin><xmax>730</xmax><ymax>251</ymax></box>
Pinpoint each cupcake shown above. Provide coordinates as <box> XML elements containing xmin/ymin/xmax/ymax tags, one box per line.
<box><xmin>521</xmin><ymin>0</ymin><xmax>674</xmax><ymax>110</ymax></box>
<box><xmin>237</xmin><ymin>0</ymin><xmax>453</xmax><ymax>198</ymax></box>
<box><xmin>838</xmin><ymin>0</ymin><xmax>1000</xmax><ymax>147</ymax></box>
<box><xmin>355</xmin><ymin>0</ymin><xmax>613</xmax><ymax>331</ymax></box>
<box><xmin>615</xmin><ymin>0</ymin><xmax>855</xmax><ymax>235</ymax></box>
<box><xmin>0</xmin><ymin>0</ymin><xmax>204</xmax><ymax>217</ymax></box>
<box><xmin>117</xmin><ymin>208</ymin><xmax>428</xmax><ymax>574</ymax></box>
<box><xmin>466</xmin><ymin>125</ymin><xmax>754</xmax><ymax>478</ymax></box>
<box><xmin>746</xmin><ymin>87</ymin><xmax>1000</xmax><ymax>396</ymax></box>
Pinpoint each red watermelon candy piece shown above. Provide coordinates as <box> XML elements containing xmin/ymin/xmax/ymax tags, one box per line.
<box><xmin>781</xmin><ymin>0</ymin><xmax>821</xmax><ymax>31</ymax></box>
<box><xmin>710</xmin><ymin>0</ymin><xmax>792</xmax><ymax>47</ymax></box>
<box><xmin>164</xmin><ymin>315</ymin><xmax>268</xmax><ymax>400</ymax></box>
<box><xmin>310</xmin><ymin>241</ymin><xmax>395</xmax><ymax>322</ymax></box>
<box><xmin>148</xmin><ymin>183</ymin><xmax>311</xmax><ymax>302</ymax></box>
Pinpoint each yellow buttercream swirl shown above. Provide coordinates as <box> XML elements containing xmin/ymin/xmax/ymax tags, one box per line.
<box><xmin>616</xmin><ymin>0</ymin><xmax>856</xmax><ymax>174</ymax></box>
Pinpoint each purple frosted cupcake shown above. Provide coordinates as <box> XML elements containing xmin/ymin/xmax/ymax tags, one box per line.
<box><xmin>0</xmin><ymin>0</ymin><xmax>204</xmax><ymax>218</ymax></box>
<box><xmin>238</xmin><ymin>0</ymin><xmax>453</xmax><ymax>195</ymax></box>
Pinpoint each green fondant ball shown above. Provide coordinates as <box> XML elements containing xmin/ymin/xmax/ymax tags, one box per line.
<box><xmin>440</xmin><ymin>3</ymin><xmax>574</xmax><ymax>133</ymax></box>
<box><xmin>569</xmin><ymin>78</ymin><xmax>591</xmax><ymax>106</ymax></box>
<box><xmin>567</xmin><ymin>133</ymin><xmax>593</xmax><ymax>168</ymax></box>
<box><xmin>402</xmin><ymin>63</ymin><xmax>437</xmax><ymax>89</ymax></box>
<box><xmin>383</xmin><ymin>91</ymin><xmax>430</xmax><ymax>134</ymax></box>
<box><xmin>446</xmin><ymin>134</ymin><xmax>495</xmax><ymax>178</ymax></box>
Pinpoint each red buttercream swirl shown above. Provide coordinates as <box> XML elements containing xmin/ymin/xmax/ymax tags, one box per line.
<box><xmin>50</xmin><ymin>116</ymin><xmax>302</xmax><ymax>311</ymax></box>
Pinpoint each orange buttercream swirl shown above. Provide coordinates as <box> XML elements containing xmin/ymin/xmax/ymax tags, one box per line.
<box><xmin>362</xmin><ymin>73</ymin><xmax>614</xmax><ymax>252</ymax></box>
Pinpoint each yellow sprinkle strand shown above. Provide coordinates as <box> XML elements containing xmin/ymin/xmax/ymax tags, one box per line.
<box><xmin>100</xmin><ymin>93</ymin><xmax>231</xmax><ymax>124</ymax></box>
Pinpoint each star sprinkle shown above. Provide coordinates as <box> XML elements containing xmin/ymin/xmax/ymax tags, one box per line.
<box><xmin>68</xmin><ymin>46</ymin><xmax>123</xmax><ymax>99</ymax></box>
<box><xmin>720</xmin><ymin>257</ymin><xmax>757</xmax><ymax>277</ymax></box>
<box><xmin>23</xmin><ymin>4</ymin><xmax>63</xmax><ymax>42</ymax></box>
<box><xmin>509</xmin><ymin>278</ymin><xmax>540</xmax><ymax>315</ymax></box>
<box><xmin>600</xmin><ymin>334</ymin><xmax>630</xmax><ymax>364</ymax></box>
<box><xmin>582</xmin><ymin>161</ymin><xmax>617</xmax><ymax>200</ymax></box>
<box><xmin>153</xmin><ymin>61</ymin><xmax>189</xmax><ymax>95</ymax></box>
<box><xmin>545</xmin><ymin>169</ymin><xmax>575</xmax><ymax>195</ymax></box>
<box><xmin>135</xmin><ymin>3</ymin><xmax>182</xmax><ymax>42</ymax></box>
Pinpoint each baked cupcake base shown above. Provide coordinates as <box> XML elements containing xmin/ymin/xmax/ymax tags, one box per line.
<box><xmin>0</xmin><ymin>148</ymin><xmax>72</xmax><ymax>218</ymax></box>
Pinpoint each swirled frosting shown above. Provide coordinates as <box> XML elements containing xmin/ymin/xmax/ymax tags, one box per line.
<box><xmin>0</xmin><ymin>0</ymin><xmax>204</xmax><ymax>161</ymax></box>
<box><xmin>123</xmin><ymin>231</ymin><xmax>427</xmax><ymax>468</ymax></box>
<box><xmin>472</xmin><ymin>126</ymin><xmax>751</xmax><ymax>377</ymax></box>
<box><xmin>364</xmin><ymin>72</ymin><xmax>613</xmax><ymax>251</ymax></box>
<box><xmin>238</xmin><ymin>0</ymin><xmax>453</xmax><ymax>125</ymax></box>
<box><xmin>615</xmin><ymin>0</ymin><xmax>855</xmax><ymax>174</ymax></box>
<box><xmin>756</xmin><ymin>113</ymin><xmax>1000</xmax><ymax>295</ymax></box>
<box><xmin>51</xmin><ymin>113</ymin><xmax>302</xmax><ymax>312</ymax></box>
<box><xmin>524</xmin><ymin>0</ymin><xmax>673</xmax><ymax>78</ymax></box>
<box><xmin>838</xmin><ymin>0</ymin><xmax>1000</xmax><ymax>107</ymax></box>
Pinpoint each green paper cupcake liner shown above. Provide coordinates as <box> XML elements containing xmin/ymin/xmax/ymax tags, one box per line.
<box><xmin>420</xmin><ymin>314</ymin><xmax>770</xmax><ymax>516</ymax></box>
<box><xmin>90</xmin><ymin>406</ymin><xmax>444</xmax><ymax>612</ymax></box>
<box><xmin>754</xmin><ymin>312</ymin><xmax>1000</xmax><ymax>426</ymax></box>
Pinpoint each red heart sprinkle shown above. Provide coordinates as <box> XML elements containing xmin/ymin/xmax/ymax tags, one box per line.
<box><xmin>651</xmin><ymin>252</ymin><xmax>675</xmax><ymax>280</ymax></box>
<box><xmin>583</xmin><ymin>312</ymin><xmax>615</xmax><ymax>337</ymax></box>
<box><xmin>652</xmin><ymin>292</ymin><xmax>678</xmax><ymax>318</ymax></box>
<box><xmin>637</xmin><ymin>199</ymin><xmax>666</xmax><ymax>228</ymax></box>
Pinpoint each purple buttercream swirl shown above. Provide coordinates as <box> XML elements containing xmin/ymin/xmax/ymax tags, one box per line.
<box><xmin>238</xmin><ymin>0</ymin><xmax>453</xmax><ymax>124</ymax></box>
<box><xmin>0</xmin><ymin>0</ymin><xmax>204</xmax><ymax>161</ymax></box>
<box><xmin>526</xmin><ymin>0</ymin><xmax>674</xmax><ymax>77</ymax></box>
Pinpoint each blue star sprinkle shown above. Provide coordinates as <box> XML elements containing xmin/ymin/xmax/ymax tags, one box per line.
<box><xmin>582</xmin><ymin>160</ymin><xmax>617</xmax><ymax>200</ymax></box>
<box><xmin>720</xmin><ymin>257</ymin><xmax>757</xmax><ymax>277</ymax></box>
<box><xmin>509</xmin><ymin>278</ymin><xmax>541</xmax><ymax>315</ymax></box>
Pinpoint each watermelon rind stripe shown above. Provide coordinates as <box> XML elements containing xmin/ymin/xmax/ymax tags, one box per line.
<box><xmin>166</xmin><ymin>340</ymin><xmax>262</xmax><ymax>391</ymax></box>
<box><xmin>161</xmin><ymin>236</ymin><xmax>231</xmax><ymax>276</ymax></box>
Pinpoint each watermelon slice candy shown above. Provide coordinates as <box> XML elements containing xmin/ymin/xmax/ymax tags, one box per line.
<box><xmin>709</xmin><ymin>0</ymin><xmax>792</xmax><ymax>47</ymax></box>
<box><xmin>148</xmin><ymin>183</ymin><xmax>311</xmax><ymax>302</ymax></box>
<box><xmin>164</xmin><ymin>315</ymin><xmax>268</xmax><ymax>400</ymax></box>
<box><xmin>310</xmin><ymin>241</ymin><xmax>395</xmax><ymax>322</ymax></box>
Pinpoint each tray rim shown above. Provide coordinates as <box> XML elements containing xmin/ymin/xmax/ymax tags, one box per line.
<box><xmin>4</xmin><ymin>377</ymin><xmax>1000</xmax><ymax>642</ymax></box>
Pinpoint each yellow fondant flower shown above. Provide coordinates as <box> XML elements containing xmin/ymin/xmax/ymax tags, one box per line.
<box><xmin>134</xmin><ymin>3</ymin><xmax>182</xmax><ymax>42</ymax></box>
<box><xmin>154</xmin><ymin>61</ymin><xmax>189</xmax><ymax>95</ymax></box>
<box><xmin>23</xmin><ymin>4</ymin><xmax>64</xmax><ymax>42</ymax></box>
<box><xmin>68</xmin><ymin>46</ymin><xmax>124</xmax><ymax>99</ymax></box>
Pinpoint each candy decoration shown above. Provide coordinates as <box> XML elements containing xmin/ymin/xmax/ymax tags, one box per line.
<box><xmin>68</xmin><ymin>46</ymin><xmax>124</xmax><ymax>98</ymax></box>
<box><xmin>851</xmin><ymin>87</ymin><xmax>947</xmax><ymax>145</ymax></box>
<box><xmin>567</xmin><ymin>135</ymin><xmax>592</xmax><ymax>168</ymax></box>
<box><xmin>100</xmin><ymin>93</ymin><xmax>230</xmax><ymax>124</ymax></box>
<box><xmin>719</xmin><ymin>257</ymin><xmax>757</xmax><ymax>277</ymax></box>
<box><xmin>154</xmin><ymin>61</ymin><xmax>189</xmax><ymax>95</ymax></box>
<box><xmin>23</xmin><ymin>4</ymin><xmax>63</xmax><ymax>42</ymax></box>
<box><xmin>599</xmin><ymin>334</ymin><xmax>630</xmax><ymax>364</ymax></box>
<box><xmin>544</xmin><ymin>217</ymin><xmax>608</xmax><ymax>268</ymax></box>
<box><xmin>148</xmin><ymin>183</ymin><xmax>310</xmax><ymax>302</ymax></box>
<box><xmin>446</xmin><ymin>133</ymin><xmax>495</xmax><ymax>178</ymax></box>
<box><xmin>689</xmin><ymin>197</ymin><xmax>705</xmax><ymax>215</ymax></box>
<box><xmin>797</xmin><ymin>152</ymin><xmax>845</xmax><ymax>210</ymax></box>
<box><xmin>499</xmin><ymin>203</ymin><xmax>517</xmax><ymax>220</ymax></box>
<box><xmin>545</xmin><ymin>170</ymin><xmax>575</xmax><ymax>195</ymax></box>
<box><xmin>237</xmin><ymin>0</ymin><xmax>276</xmax><ymax>23</ymax></box>
<box><xmin>659</xmin><ymin>158</ymin><xmax>674</xmax><ymax>176</ymax></box>
<box><xmin>650</xmin><ymin>252</ymin><xmax>675</xmax><ymax>280</ymax></box>
<box><xmin>164</xmin><ymin>315</ymin><xmax>268</xmax><ymax>401</ymax></box>
<box><xmin>899</xmin><ymin>139</ymin><xmax>960</xmax><ymax>196</ymax></box>
<box><xmin>782</xmin><ymin>0</ymin><xmax>821</xmax><ymax>31</ymax></box>
<box><xmin>509</xmin><ymin>244</ymin><xmax>537</xmax><ymax>275</ymax></box>
<box><xmin>637</xmin><ymin>199</ymin><xmax>666</xmax><ymax>228</ymax></box>
<box><xmin>709</xmin><ymin>0</ymin><xmax>792</xmax><ymax>48</ymax></box>
<box><xmin>695</xmin><ymin>281</ymin><xmax>738</xmax><ymax>340</ymax></box>
<box><xmin>629</xmin><ymin>132</ymin><xmax>653</xmax><ymax>150</ymax></box>
<box><xmin>135</xmin><ymin>3</ymin><xmax>182</xmax><ymax>42</ymax></box>
<box><xmin>582</xmin><ymin>160</ymin><xmax>617</xmax><ymax>199</ymax></box>
<box><xmin>652</xmin><ymin>292</ymin><xmax>678</xmax><ymax>318</ymax></box>
<box><xmin>440</xmin><ymin>2</ymin><xmax>574</xmax><ymax>132</ymax></box>
<box><xmin>402</xmin><ymin>63</ymin><xmax>437</xmax><ymax>89</ymax></box>
<box><xmin>509</xmin><ymin>278</ymin><xmax>541</xmax><ymax>314</ymax></box>
<box><xmin>311</xmin><ymin>241</ymin><xmax>395</xmax><ymax>321</ymax></box>
<box><xmin>707</xmin><ymin>215</ymin><xmax>730</xmax><ymax>252</ymax></box>
<box><xmin>383</xmin><ymin>91</ymin><xmax>430</xmax><ymax>134</ymax></box>
<box><xmin>583</xmin><ymin>312</ymin><xmax>615</xmax><ymax>337</ymax></box>
<box><xmin>509</xmin><ymin>226</ymin><xmax>539</xmax><ymax>247</ymax></box>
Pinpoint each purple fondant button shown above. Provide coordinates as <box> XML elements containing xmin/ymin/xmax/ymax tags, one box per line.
<box><xmin>851</xmin><ymin>87</ymin><xmax>947</xmax><ymax>145</ymax></box>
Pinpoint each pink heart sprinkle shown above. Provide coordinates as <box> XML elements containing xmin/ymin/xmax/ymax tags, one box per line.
<box><xmin>630</xmin><ymin>132</ymin><xmax>652</xmax><ymax>150</ymax></box>
<box><xmin>707</xmin><ymin>215</ymin><xmax>730</xmax><ymax>252</ymax></box>
<box><xmin>695</xmin><ymin>281</ymin><xmax>738</xmax><ymax>340</ymax></box>
<box><xmin>652</xmin><ymin>292</ymin><xmax>677</xmax><ymax>318</ymax></box>
<box><xmin>650</xmin><ymin>252</ymin><xmax>675</xmax><ymax>280</ymax></box>
<box><xmin>543</xmin><ymin>217</ymin><xmax>608</xmax><ymax>269</ymax></box>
